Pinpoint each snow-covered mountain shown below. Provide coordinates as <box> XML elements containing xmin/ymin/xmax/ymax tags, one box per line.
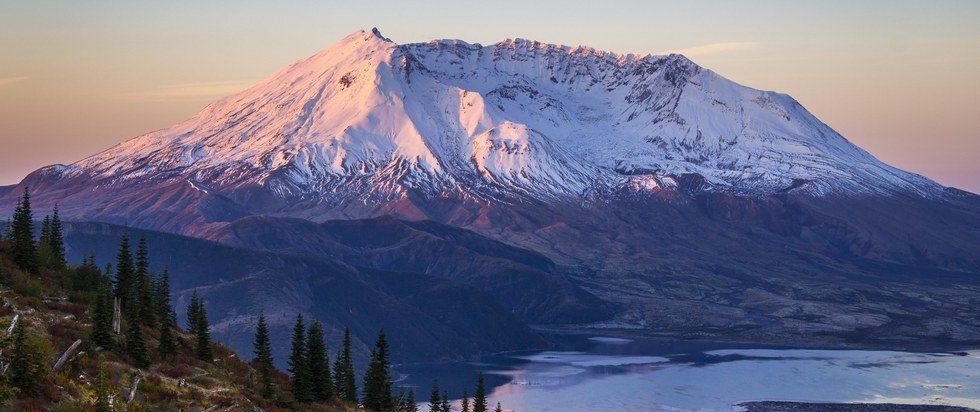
<box><xmin>60</xmin><ymin>28</ymin><xmax>943</xmax><ymax>204</ymax></box>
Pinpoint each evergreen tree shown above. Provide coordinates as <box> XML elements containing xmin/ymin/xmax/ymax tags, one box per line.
<box><xmin>91</xmin><ymin>275</ymin><xmax>115</xmax><ymax>349</ymax></box>
<box><xmin>362</xmin><ymin>329</ymin><xmax>393</xmax><ymax>411</ymax></box>
<box><xmin>333</xmin><ymin>327</ymin><xmax>357</xmax><ymax>404</ymax></box>
<box><xmin>195</xmin><ymin>298</ymin><xmax>213</xmax><ymax>362</ymax></box>
<box><xmin>186</xmin><ymin>290</ymin><xmax>200</xmax><ymax>330</ymax></box>
<box><xmin>38</xmin><ymin>215</ymin><xmax>52</xmax><ymax>266</ymax></box>
<box><xmin>473</xmin><ymin>372</ymin><xmax>487</xmax><ymax>412</ymax></box>
<box><xmin>405</xmin><ymin>389</ymin><xmax>417</xmax><ymax>412</ymax></box>
<box><xmin>288</xmin><ymin>314</ymin><xmax>311</xmax><ymax>402</ymax></box>
<box><xmin>135</xmin><ymin>237</ymin><xmax>157</xmax><ymax>327</ymax></box>
<box><xmin>94</xmin><ymin>355</ymin><xmax>112</xmax><ymax>412</ymax></box>
<box><xmin>440</xmin><ymin>391</ymin><xmax>451</xmax><ymax>412</ymax></box>
<box><xmin>253</xmin><ymin>314</ymin><xmax>276</xmax><ymax>399</ymax></box>
<box><xmin>153</xmin><ymin>268</ymin><xmax>176</xmax><ymax>326</ymax></box>
<box><xmin>428</xmin><ymin>380</ymin><xmax>441</xmax><ymax>412</ymax></box>
<box><xmin>48</xmin><ymin>205</ymin><xmax>65</xmax><ymax>267</ymax></box>
<box><xmin>125</xmin><ymin>287</ymin><xmax>150</xmax><ymax>368</ymax></box>
<box><xmin>306</xmin><ymin>320</ymin><xmax>333</xmax><ymax>401</ymax></box>
<box><xmin>494</xmin><ymin>402</ymin><xmax>503</xmax><ymax>412</ymax></box>
<box><xmin>10</xmin><ymin>320</ymin><xmax>48</xmax><ymax>396</ymax></box>
<box><xmin>113</xmin><ymin>234</ymin><xmax>135</xmax><ymax>306</ymax></box>
<box><xmin>10</xmin><ymin>187</ymin><xmax>37</xmax><ymax>272</ymax></box>
<box><xmin>158</xmin><ymin>316</ymin><xmax>177</xmax><ymax>359</ymax></box>
<box><xmin>461</xmin><ymin>390</ymin><xmax>471</xmax><ymax>412</ymax></box>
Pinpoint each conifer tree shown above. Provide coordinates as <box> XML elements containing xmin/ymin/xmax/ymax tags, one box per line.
<box><xmin>362</xmin><ymin>329</ymin><xmax>393</xmax><ymax>411</ymax></box>
<box><xmin>494</xmin><ymin>402</ymin><xmax>503</xmax><ymax>412</ymax></box>
<box><xmin>253</xmin><ymin>313</ymin><xmax>276</xmax><ymax>399</ymax></box>
<box><xmin>288</xmin><ymin>314</ymin><xmax>311</xmax><ymax>402</ymax></box>
<box><xmin>135</xmin><ymin>237</ymin><xmax>157</xmax><ymax>326</ymax></box>
<box><xmin>153</xmin><ymin>268</ymin><xmax>176</xmax><ymax>326</ymax></box>
<box><xmin>428</xmin><ymin>380</ymin><xmax>441</xmax><ymax>412</ymax></box>
<box><xmin>462</xmin><ymin>390</ymin><xmax>471</xmax><ymax>412</ymax></box>
<box><xmin>441</xmin><ymin>391</ymin><xmax>451</xmax><ymax>412</ymax></box>
<box><xmin>195</xmin><ymin>298</ymin><xmax>213</xmax><ymax>362</ymax></box>
<box><xmin>473</xmin><ymin>372</ymin><xmax>487</xmax><ymax>412</ymax></box>
<box><xmin>38</xmin><ymin>215</ymin><xmax>52</xmax><ymax>266</ymax></box>
<box><xmin>10</xmin><ymin>187</ymin><xmax>37</xmax><ymax>272</ymax></box>
<box><xmin>125</xmin><ymin>287</ymin><xmax>150</xmax><ymax>368</ymax></box>
<box><xmin>9</xmin><ymin>320</ymin><xmax>47</xmax><ymax>396</ymax></box>
<box><xmin>48</xmin><ymin>205</ymin><xmax>65</xmax><ymax>267</ymax></box>
<box><xmin>113</xmin><ymin>234</ymin><xmax>135</xmax><ymax>306</ymax></box>
<box><xmin>306</xmin><ymin>320</ymin><xmax>333</xmax><ymax>401</ymax></box>
<box><xmin>158</xmin><ymin>316</ymin><xmax>177</xmax><ymax>359</ymax></box>
<box><xmin>333</xmin><ymin>327</ymin><xmax>357</xmax><ymax>404</ymax></box>
<box><xmin>91</xmin><ymin>275</ymin><xmax>115</xmax><ymax>349</ymax></box>
<box><xmin>94</xmin><ymin>355</ymin><xmax>112</xmax><ymax>412</ymax></box>
<box><xmin>406</xmin><ymin>389</ymin><xmax>417</xmax><ymax>412</ymax></box>
<box><xmin>187</xmin><ymin>290</ymin><xmax>200</xmax><ymax>330</ymax></box>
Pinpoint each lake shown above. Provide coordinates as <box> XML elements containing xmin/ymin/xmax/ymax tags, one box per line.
<box><xmin>397</xmin><ymin>334</ymin><xmax>980</xmax><ymax>411</ymax></box>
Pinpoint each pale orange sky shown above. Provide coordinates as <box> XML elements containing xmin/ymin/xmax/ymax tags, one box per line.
<box><xmin>1</xmin><ymin>1</ymin><xmax>978</xmax><ymax>192</ymax></box>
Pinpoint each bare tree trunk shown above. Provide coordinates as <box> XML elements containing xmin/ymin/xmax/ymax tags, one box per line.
<box><xmin>126</xmin><ymin>370</ymin><xmax>143</xmax><ymax>404</ymax></box>
<box><xmin>113</xmin><ymin>297</ymin><xmax>121</xmax><ymax>334</ymax></box>
<box><xmin>53</xmin><ymin>339</ymin><xmax>82</xmax><ymax>371</ymax></box>
<box><xmin>4</xmin><ymin>313</ymin><xmax>18</xmax><ymax>337</ymax></box>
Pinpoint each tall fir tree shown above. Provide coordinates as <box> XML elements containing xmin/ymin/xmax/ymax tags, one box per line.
<box><xmin>440</xmin><ymin>391</ymin><xmax>451</xmax><ymax>412</ymax></box>
<box><xmin>195</xmin><ymin>298</ymin><xmax>214</xmax><ymax>362</ymax></box>
<box><xmin>363</xmin><ymin>329</ymin><xmax>394</xmax><ymax>411</ymax></box>
<box><xmin>306</xmin><ymin>320</ymin><xmax>333</xmax><ymax>401</ymax></box>
<box><xmin>405</xmin><ymin>389</ymin><xmax>417</xmax><ymax>412</ymax></box>
<box><xmin>9</xmin><ymin>320</ymin><xmax>47</xmax><ymax>396</ymax></box>
<box><xmin>38</xmin><ymin>215</ymin><xmax>52</xmax><ymax>266</ymax></box>
<box><xmin>125</xmin><ymin>287</ymin><xmax>150</xmax><ymax>368</ymax></box>
<box><xmin>428</xmin><ymin>380</ymin><xmax>441</xmax><ymax>412</ymax></box>
<box><xmin>333</xmin><ymin>327</ymin><xmax>357</xmax><ymax>404</ymax></box>
<box><xmin>113</xmin><ymin>234</ymin><xmax>135</xmax><ymax>307</ymax></box>
<box><xmin>473</xmin><ymin>372</ymin><xmax>488</xmax><ymax>412</ymax></box>
<box><xmin>91</xmin><ymin>275</ymin><xmax>115</xmax><ymax>349</ymax></box>
<box><xmin>94</xmin><ymin>355</ymin><xmax>112</xmax><ymax>412</ymax></box>
<box><xmin>153</xmin><ymin>268</ymin><xmax>176</xmax><ymax>326</ymax></box>
<box><xmin>253</xmin><ymin>314</ymin><xmax>276</xmax><ymax>399</ymax></box>
<box><xmin>48</xmin><ymin>205</ymin><xmax>65</xmax><ymax>267</ymax></box>
<box><xmin>186</xmin><ymin>290</ymin><xmax>200</xmax><ymax>330</ymax></box>
<box><xmin>10</xmin><ymin>187</ymin><xmax>37</xmax><ymax>272</ymax></box>
<box><xmin>494</xmin><ymin>402</ymin><xmax>503</xmax><ymax>412</ymax></box>
<box><xmin>135</xmin><ymin>237</ymin><xmax>157</xmax><ymax>327</ymax></box>
<box><xmin>461</xmin><ymin>390</ymin><xmax>471</xmax><ymax>412</ymax></box>
<box><xmin>288</xmin><ymin>314</ymin><xmax>311</xmax><ymax>403</ymax></box>
<box><xmin>158</xmin><ymin>315</ymin><xmax>177</xmax><ymax>359</ymax></box>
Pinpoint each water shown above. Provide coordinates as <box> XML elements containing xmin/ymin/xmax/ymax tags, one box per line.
<box><xmin>397</xmin><ymin>334</ymin><xmax>980</xmax><ymax>411</ymax></box>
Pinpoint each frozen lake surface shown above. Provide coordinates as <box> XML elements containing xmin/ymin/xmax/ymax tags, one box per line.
<box><xmin>399</xmin><ymin>335</ymin><xmax>980</xmax><ymax>411</ymax></box>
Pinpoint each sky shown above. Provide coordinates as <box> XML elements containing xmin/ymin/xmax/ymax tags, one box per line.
<box><xmin>1</xmin><ymin>0</ymin><xmax>978</xmax><ymax>192</ymax></box>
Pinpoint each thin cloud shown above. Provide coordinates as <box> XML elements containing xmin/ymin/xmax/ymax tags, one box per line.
<box><xmin>127</xmin><ymin>80</ymin><xmax>255</xmax><ymax>102</ymax></box>
<box><xmin>0</xmin><ymin>76</ymin><xmax>28</xmax><ymax>87</ymax></box>
<box><xmin>665</xmin><ymin>42</ymin><xmax>760</xmax><ymax>57</ymax></box>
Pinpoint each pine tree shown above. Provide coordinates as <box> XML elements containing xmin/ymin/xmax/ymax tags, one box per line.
<box><xmin>462</xmin><ymin>390</ymin><xmax>471</xmax><ymax>412</ymax></box>
<box><xmin>473</xmin><ymin>372</ymin><xmax>487</xmax><ymax>412</ymax></box>
<box><xmin>406</xmin><ymin>389</ymin><xmax>417</xmax><ymax>412</ymax></box>
<box><xmin>153</xmin><ymin>268</ymin><xmax>176</xmax><ymax>326</ymax></box>
<box><xmin>253</xmin><ymin>314</ymin><xmax>276</xmax><ymax>399</ymax></box>
<box><xmin>9</xmin><ymin>320</ymin><xmax>47</xmax><ymax>396</ymax></box>
<box><xmin>158</xmin><ymin>316</ymin><xmax>177</xmax><ymax>359</ymax></box>
<box><xmin>38</xmin><ymin>215</ymin><xmax>52</xmax><ymax>266</ymax></box>
<box><xmin>94</xmin><ymin>355</ymin><xmax>112</xmax><ymax>412</ymax></box>
<box><xmin>428</xmin><ymin>380</ymin><xmax>441</xmax><ymax>412</ymax></box>
<box><xmin>113</xmin><ymin>234</ymin><xmax>135</xmax><ymax>306</ymax></box>
<box><xmin>440</xmin><ymin>391</ymin><xmax>451</xmax><ymax>412</ymax></box>
<box><xmin>91</xmin><ymin>275</ymin><xmax>115</xmax><ymax>349</ymax></box>
<box><xmin>363</xmin><ymin>329</ymin><xmax>394</xmax><ymax>411</ymax></box>
<box><xmin>195</xmin><ymin>298</ymin><xmax>213</xmax><ymax>362</ymax></box>
<box><xmin>10</xmin><ymin>187</ymin><xmax>37</xmax><ymax>272</ymax></box>
<box><xmin>494</xmin><ymin>402</ymin><xmax>503</xmax><ymax>412</ymax></box>
<box><xmin>288</xmin><ymin>314</ymin><xmax>311</xmax><ymax>403</ymax></box>
<box><xmin>187</xmin><ymin>290</ymin><xmax>200</xmax><ymax>330</ymax></box>
<box><xmin>135</xmin><ymin>237</ymin><xmax>157</xmax><ymax>327</ymax></box>
<box><xmin>306</xmin><ymin>320</ymin><xmax>333</xmax><ymax>401</ymax></box>
<box><xmin>48</xmin><ymin>205</ymin><xmax>65</xmax><ymax>267</ymax></box>
<box><xmin>333</xmin><ymin>327</ymin><xmax>357</xmax><ymax>404</ymax></box>
<box><xmin>125</xmin><ymin>287</ymin><xmax>150</xmax><ymax>368</ymax></box>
